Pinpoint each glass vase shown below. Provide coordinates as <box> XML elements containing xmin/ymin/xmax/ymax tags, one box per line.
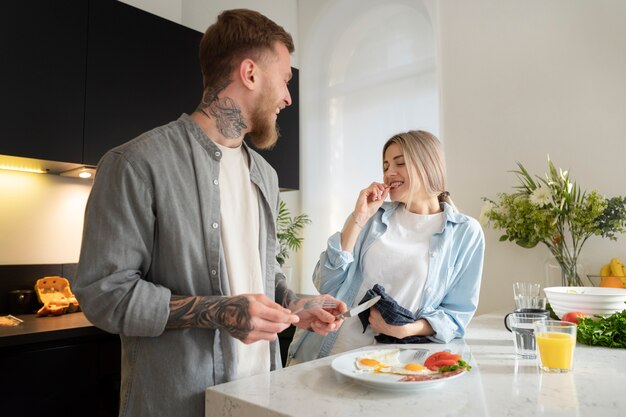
<box><xmin>544</xmin><ymin>257</ymin><xmax>585</xmax><ymax>287</ymax></box>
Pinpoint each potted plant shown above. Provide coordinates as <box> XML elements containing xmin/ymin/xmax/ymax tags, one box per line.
<box><xmin>480</xmin><ymin>158</ymin><xmax>626</xmax><ymax>286</ymax></box>
<box><xmin>276</xmin><ymin>200</ymin><xmax>311</xmax><ymax>267</ymax></box>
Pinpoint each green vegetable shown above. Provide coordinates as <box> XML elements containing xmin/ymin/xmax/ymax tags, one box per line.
<box><xmin>546</xmin><ymin>303</ymin><xmax>559</xmax><ymax>320</ymax></box>
<box><xmin>577</xmin><ymin>306</ymin><xmax>626</xmax><ymax>348</ymax></box>
<box><xmin>438</xmin><ymin>360</ymin><xmax>472</xmax><ymax>373</ymax></box>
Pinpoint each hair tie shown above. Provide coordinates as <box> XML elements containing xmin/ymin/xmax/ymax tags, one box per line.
<box><xmin>439</xmin><ymin>191</ymin><xmax>450</xmax><ymax>199</ymax></box>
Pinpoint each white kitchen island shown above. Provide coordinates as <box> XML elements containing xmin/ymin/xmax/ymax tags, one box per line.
<box><xmin>206</xmin><ymin>312</ymin><xmax>626</xmax><ymax>416</ymax></box>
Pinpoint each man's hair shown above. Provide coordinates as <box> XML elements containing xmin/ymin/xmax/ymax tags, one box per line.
<box><xmin>199</xmin><ymin>9</ymin><xmax>294</xmax><ymax>92</ymax></box>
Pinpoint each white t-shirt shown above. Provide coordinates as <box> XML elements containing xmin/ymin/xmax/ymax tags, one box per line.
<box><xmin>329</xmin><ymin>206</ymin><xmax>444</xmax><ymax>354</ymax></box>
<box><xmin>216</xmin><ymin>142</ymin><xmax>270</xmax><ymax>378</ymax></box>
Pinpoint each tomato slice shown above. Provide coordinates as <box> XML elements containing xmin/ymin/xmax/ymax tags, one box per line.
<box><xmin>424</xmin><ymin>351</ymin><xmax>461</xmax><ymax>370</ymax></box>
<box><xmin>427</xmin><ymin>358</ymin><xmax>458</xmax><ymax>371</ymax></box>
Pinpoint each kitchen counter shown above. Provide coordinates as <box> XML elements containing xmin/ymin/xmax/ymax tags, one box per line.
<box><xmin>0</xmin><ymin>311</ymin><xmax>108</xmax><ymax>348</ymax></box>
<box><xmin>205</xmin><ymin>311</ymin><xmax>626</xmax><ymax>417</ymax></box>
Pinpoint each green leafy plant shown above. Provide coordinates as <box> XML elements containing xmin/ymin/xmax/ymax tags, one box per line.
<box><xmin>481</xmin><ymin>158</ymin><xmax>626</xmax><ymax>286</ymax></box>
<box><xmin>276</xmin><ymin>200</ymin><xmax>311</xmax><ymax>267</ymax></box>
<box><xmin>577</xmin><ymin>307</ymin><xmax>626</xmax><ymax>348</ymax></box>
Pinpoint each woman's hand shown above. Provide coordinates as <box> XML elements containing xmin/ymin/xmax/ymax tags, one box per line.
<box><xmin>368</xmin><ymin>308</ymin><xmax>434</xmax><ymax>339</ymax></box>
<box><xmin>352</xmin><ymin>182</ymin><xmax>389</xmax><ymax>226</ymax></box>
<box><xmin>368</xmin><ymin>307</ymin><xmax>410</xmax><ymax>339</ymax></box>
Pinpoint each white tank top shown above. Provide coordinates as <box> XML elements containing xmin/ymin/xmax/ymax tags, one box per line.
<box><xmin>329</xmin><ymin>206</ymin><xmax>444</xmax><ymax>355</ymax></box>
<box><xmin>216</xmin><ymin>142</ymin><xmax>270</xmax><ymax>378</ymax></box>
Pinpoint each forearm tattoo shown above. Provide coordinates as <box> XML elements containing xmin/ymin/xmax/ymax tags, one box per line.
<box><xmin>197</xmin><ymin>80</ymin><xmax>247</xmax><ymax>139</ymax></box>
<box><xmin>275</xmin><ymin>274</ymin><xmax>298</xmax><ymax>309</ymax></box>
<box><xmin>167</xmin><ymin>295</ymin><xmax>254</xmax><ymax>341</ymax></box>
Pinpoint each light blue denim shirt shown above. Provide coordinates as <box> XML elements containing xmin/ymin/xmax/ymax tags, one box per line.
<box><xmin>288</xmin><ymin>202</ymin><xmax>485</xmax><ymax>364</ymax></box>
<box><xmin>73</xmin><ymin>114</ymin><xmax>283</xmax><ymax>417</ymax></box>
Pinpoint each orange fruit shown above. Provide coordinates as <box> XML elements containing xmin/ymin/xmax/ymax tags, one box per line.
<box><xmin>599</xmin><ymin>276</ymin><xmax>626</xmax><ymax>288</ymax></box>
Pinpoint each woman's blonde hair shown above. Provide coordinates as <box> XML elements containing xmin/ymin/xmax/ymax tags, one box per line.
<box><xmin>382</xmin><ymin>130</ymin><xmax>457</xmax><ymax>211</ymax></box>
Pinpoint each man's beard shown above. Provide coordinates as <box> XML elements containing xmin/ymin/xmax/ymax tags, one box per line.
<box><xmin>248</xmin><ymin>88</ymin><xmax>281</xmax><ymax>150</ymax></box>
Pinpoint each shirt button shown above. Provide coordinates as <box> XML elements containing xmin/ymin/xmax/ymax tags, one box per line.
<box><xmin>215</xmin><ymin>151</ymin><xmax>221</xmax><ymax>157</ymax></box>
<box><xmin>212</xmin><ymin>222</ymin><xmax>219</xmax><ymax>229</ymax></box>
<box><xmin>213</xmin><ymin>179</ymin><xmax>219</xmax><ymax>185</ymax></box>
<box><xmin>211</xmin><ymin>270</ymin><xmax>217</xmax><ymax>276</ymax></box>
<box><xmin>431</xmin><ymin>252</ymin><xmax>436</xmax><ymax>258</ymax></box>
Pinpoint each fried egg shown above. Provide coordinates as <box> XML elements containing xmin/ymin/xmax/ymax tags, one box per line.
<box><xmin>389</xmin><ymin>362</ymin><xmax>432</xmax><ymax>376</ymax></box>
<box><xmin>354</xmin><ymin>349</ymin><xmax>400</xmax><ymax>372</ymax></box>
<box><xmin>354</xmin><ymin>349</ymin><xmax>436</xmax><ymax>376</ymax></box>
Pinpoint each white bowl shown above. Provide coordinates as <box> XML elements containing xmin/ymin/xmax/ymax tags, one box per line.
<box><xmin>544</xmin><ymin>286</ymin><xmax>626</xmax><ymax>319</ymax></box>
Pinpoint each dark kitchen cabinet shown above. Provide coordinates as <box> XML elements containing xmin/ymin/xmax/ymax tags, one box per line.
<box><xmin>0</xmin><ymin>332</ymin><xmax>121</xmax><ymax>417</ymax></box>
<box><xmin>82</xmin><ymin>0</ymin><xmax>202</xmax><ymax>165</ymax></box>
<box><xmin>0</xmin><ymin>0</ymin><xmax>300</xmax><ymax>188</ymax></box>
<box><xmin>0</xmin><ymin>0</ymin><xmax>202</xmax><ymax>167</ymax></box>
<box><xmin>0</xmin><ymin>1</ymin><xmax>87</xmax><ymax>163</ymax></box>
<box><xmin>247</xmin><ymin>68</ymin><xmax>300</xmax><ymax>190</ymax></box>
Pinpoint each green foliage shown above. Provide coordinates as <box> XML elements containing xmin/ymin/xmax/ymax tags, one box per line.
<box><xmin>577</xmin><ymin>307</ymin><xmax>626</xmax><ymax>348</ymax></box>
<box><xmin>481</xmin><ymin>158</ymin><xmax>626</xmax><ymax>286</ymax></box>
<box><xmin>276</xmin><ymin>200</ymin><xmax>311</xmax><ymax>267</ymax></box>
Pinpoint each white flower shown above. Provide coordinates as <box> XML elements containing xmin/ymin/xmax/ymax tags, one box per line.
<box><xmin>479</xmin><ymin>201</ymin><xmax>495</xmax><ymax>226</ymax></box>
<box><xmin>529</xmin><ymin>186</ymin><xmax>551</xmax><ymax>207</ymax></box>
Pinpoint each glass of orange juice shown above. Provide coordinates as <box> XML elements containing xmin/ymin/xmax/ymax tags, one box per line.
<box><xmin>533</xmin><ymin>320</ymin><xmax>577</xmax><ymax>372</ymax></box>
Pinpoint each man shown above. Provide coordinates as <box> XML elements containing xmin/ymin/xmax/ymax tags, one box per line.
<box><xmin>74</xmin><ymin>9</ymin><xmax>346</xmax><ymax>417</ymax></box>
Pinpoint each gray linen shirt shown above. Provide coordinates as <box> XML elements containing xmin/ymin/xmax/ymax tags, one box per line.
<box><xmin>74</xmin><ymin>114</ymin><xmax>283</xmax><ymax>417</ymax></box>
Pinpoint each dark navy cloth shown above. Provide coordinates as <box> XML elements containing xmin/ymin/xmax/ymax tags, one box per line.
<box><xmin>357</xmin><ymin>284</ymin><xmax>431</xmax><ymax>344</ymax></box>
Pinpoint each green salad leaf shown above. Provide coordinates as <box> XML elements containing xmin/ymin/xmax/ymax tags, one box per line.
<box><xmin>438</xmin><ymin>359</ymin><xmax>472</xmax><ymax>373</ymax></box>
<box><xmin>577</xmin><ymin>307</ymin><xmax>626</xmax><ymax>348</ymax></box>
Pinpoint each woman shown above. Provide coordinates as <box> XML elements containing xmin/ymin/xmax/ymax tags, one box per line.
<box><xmin>287</xmin><ymin>130</ymin><xmax>484</xmax><ymax>364</ymax></box>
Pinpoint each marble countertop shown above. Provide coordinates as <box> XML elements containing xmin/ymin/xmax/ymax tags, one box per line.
<box><xmin>206</xmin><ymin>311</ymin><xmax>626</xmax><ymax>417</ymax></box>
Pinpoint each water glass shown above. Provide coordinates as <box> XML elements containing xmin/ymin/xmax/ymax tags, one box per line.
<box><xmin>534</xmin><ymin>320</ymin><xmax>577</xmax><ymax>372</ymax></box>
<box><xmin>504</xmin><ymin>312</ymin><xmax>548</xmax><ymax>358</ymax></box>
<box><xmin>513</xmin><ymin>282</ymin><xmax>545</xmax><ymax>309</ymax></box>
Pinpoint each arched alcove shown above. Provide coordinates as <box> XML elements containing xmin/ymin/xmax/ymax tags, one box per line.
<box><xmin>298</xmin><ymin>0</ymin><xmax>438</xmax><ymax>293</ymax></box>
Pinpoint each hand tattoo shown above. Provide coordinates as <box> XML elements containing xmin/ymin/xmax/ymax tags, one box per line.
<box><xmin>167</xmin><ymin>295</ymin><xmax>254</xmax><ymax>341</ymax></box>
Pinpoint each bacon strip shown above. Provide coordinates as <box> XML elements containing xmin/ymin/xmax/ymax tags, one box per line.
<box><xmin>399</xmin><ymin>368</ymin><xmax>465</xmax><ymax>382</ymax></box>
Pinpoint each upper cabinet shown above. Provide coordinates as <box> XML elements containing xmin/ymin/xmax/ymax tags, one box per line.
<box><xmin>0</xmin><ymin>1</ymin><xmax>88</xmax><ymax>163</ymax></box>
<box><xmin>0</xmin><ymin>0</ymin><xmax>300</xmax><ymax>189</ymax></box>
<box><xmin>83</xmin><ymin>0</ymin><xmax>202</xmax><ymax>165</ymax></box>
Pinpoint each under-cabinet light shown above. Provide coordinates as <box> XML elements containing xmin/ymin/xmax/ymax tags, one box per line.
<box><xmin>0</xmin><ymin>164</ymin><xmax>48</xmax><ymax>174</ymax></box>
<box><xmin>60</xmin><ymin>165</ymin><xmax>97</xmax><ymax>179</ymax></box>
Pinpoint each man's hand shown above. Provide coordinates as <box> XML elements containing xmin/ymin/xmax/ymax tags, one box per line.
<box><xmin>167</xmin><ymin>294</ymin><xmax>299</xmax><ymax>344</ymax></box>
<box><xmin>236</xmin><ymin>294</ymin><xmax>300</xmax><ymax>343</ymax></box>
<box><xmin>289</xmin><ymin>295</ymin><xmax>347</xmax><ymax>336</ymax></box>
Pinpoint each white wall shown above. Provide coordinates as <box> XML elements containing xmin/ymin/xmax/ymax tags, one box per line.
<box><xmin>297</xmin><ymin>0</ymin><xmax>439</xmax><ymax>294</ymax></box>
<box><xmin>0</xmin><ymin>171</ymin><xmax>91</xmax><ymax>264</ymax></box>
<box><xmin>4</xmin><ymin>1</ymin><xmax>624</xmax><ymax>315</ymax></box>
<box><xmin>434</xmin><ymin>0</ymin><xmax>626</xmax><ymax>313</ymax></box>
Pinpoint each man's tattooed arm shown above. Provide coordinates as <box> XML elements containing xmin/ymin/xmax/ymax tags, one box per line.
<box><xmin>275</xmin><ymin>274</ymin><xmax>298</xmax><ymax>310</ymax></box>
<box><xmin>167</xmin><ymin>295</ymin><xmax>253</xmax><ymax>341</ymax></box>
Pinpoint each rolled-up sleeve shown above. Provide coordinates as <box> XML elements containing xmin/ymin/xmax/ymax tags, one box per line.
<box><xmin>314</xmin><ymin>232</ymin><xmax>355</xmax><ymax>296</ymax></box>
<box><xmin>74</xmin><ymin>151</ymin><xmax>171</xmax><ymax>337</ymax></box>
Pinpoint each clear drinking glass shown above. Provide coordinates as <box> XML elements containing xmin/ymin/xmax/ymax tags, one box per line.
<box><xmin>513</xmin><ymin>282</ymin><xmax>543</xmax><ymax>309</ymax></box>
<box><xmin>504</xmin><ymin>312</ymin><xmax>548</xmax><ymax>358</ymax></box>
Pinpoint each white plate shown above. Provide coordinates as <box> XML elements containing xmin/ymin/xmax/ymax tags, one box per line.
<box><xmin>330</xmin><ymin>348</ymin><xmax>467</xmax><ymax>392</ymax></box>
